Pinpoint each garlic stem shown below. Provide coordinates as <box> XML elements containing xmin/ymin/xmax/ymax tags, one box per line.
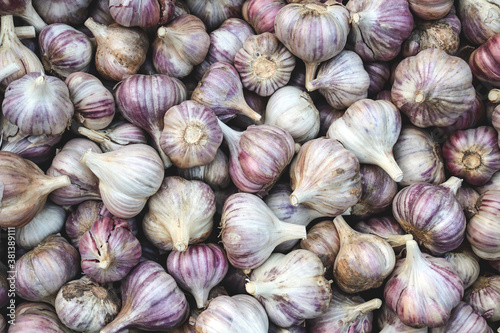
<box><xmin>245</xmin><ymin>280</ymin><xmax>278</xmax><ymax>296</ymax></box>
<box><xmin>217</xmin><ymin>118</ymin><xmax>241</xmax><ymax>144</ymax></box>
<box><xmin>157</xmin><ymin>26</ymin><xmax>168</xmax><ymax>38</ymax></box>
<box><xmin>440</xmin><ymin>176</ymin><xmax>463</xmax><ymax>195</ymax></box>
<box><xmin>18</xmin><ymin>3</ymin><xmax>47</xmax><ymax>32</ymax></box>
<box><xmin>78</xmin><ymin>127</ymin><xmax>108</xmax><ymax>144</ymax></box>
<box><xmin>378</xmin><ymin>153</ymin><xmax>403</xmax><ymax>182</ymax></box>
<box><xmin>0</xmin><ymin>63</ymin><xmax>20</xmax><ymax>82</ymax></box>
<box><xmin>489</xmin><ymin>89</ymin><xmax>500</xmax><ymax>103</ymax></box>
<box><xmin>84</xmin><ymin>17</ymin><xmax>106</xmax><ymax>43</ymax></box>
<box><xmin>1</xmin><ymin>15</ymin><xmax>15</xmax><ymax>39</ymax></box>
<box><xmin>385</xmin><ymin>234</ymin><xmax>413</xmax><ymax>248</ymax></box>
<box><xmin>404</xmin><ymin>239</ymin><xmax>424</xmax><ymax>266</ymax></box>
<box><xmin>289</xmin><ymin>190</ymin><xmax>313</xmax><ymax>207</ymax></box>
<box><xmin>193</xmin><ymin>289</ymin><xmax>210</xmax><ymax>309</ymax></box>
<box><xmin>275</xmin><ymin>221</ymin><xmax>307</xmax><ymax>245</ymax></box>
<box><xmin>152</xmin><ymin>131</ymin><xmax>173</xmax><ymax>169</ymax></box>
<box><xmin>14</xmin><ymin>26</ymin><xmax>36</xmax><ymax>39</ymax></box>
<box><xmin>344</xmin><ymin>298</ymin><xmax>382</xmax><ymax>323</ymax></box>
<box><xmin>304</xmin><ymin>62</ymin><xmax>320</xmax><ymax>92</ymax></box>
<box><xmin>332</xmin><ymin>215</ymin><xmax>355</xmax><ymax>239</ymax></box>
<box><xmin>238</xmin><ymin>101</ymin><xmax>262</xmax><ymax>122</ymax></box>
<box><xmin>40</xmin><ymin>175</ymin><xmax>71</xmax><ymax>194</ymax></box>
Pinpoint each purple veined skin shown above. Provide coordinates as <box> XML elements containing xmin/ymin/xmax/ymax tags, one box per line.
<box><xmin>184</xmin><ymin>0</ymin><xmax>245</xmax><ymax>32</ymax></box>
<box><xmin>0</xmin><ymin>0</ymin><xmax>47</xmax><ymax>31</ymax></box>
<box><xmin>166</xmin><ymin>243</ymin><xmax>228</xmax><ymax>308</ymax></box>
<box><xmin>430</xmin><ymin>301</ymin><xmax>493</xmax><ymax>333</ymax></box>
<box><xmin>242</xmin><ymin>0</ymin><xmax>286</xmax><ymax>34</ymax></box>
<box><xmin>109</xmin><ymin>0</ymin><xmax>161</xmax><ymax>28</ymax></box>
<box><xmin>32</xmin><ymin>0</ymin><xmax>92</xmax><ymax>25</ymax></box>
<box><xmin>364</xmin><ymin>61</ymin><xmax>391</xmax><ymax>97</ymax></box>
<box><xmin>408</xmin><ymin>0</ymin><xmax>454</xmax><ymax>20</ymax></box>
<box><xmin>354</xmin><ymin>216</ymin><xmax>413</xmax><ymax>252</ymax></box>
<box><xmin>443</xmin><ymin>244</ymin><xmax>480</xmax><ymax>289</ymax></box>
<box><xmin>299</xmin><ymin>220</ymin><xmax>340</xmax><ymax>271</ymax></box>
<box><xmin>458</xmin><ymin>0</ymin><xmax>500</xmax><ymax>45</ymax></box>
<box><xmin>8</xmin><ymin>302</ymin><xmax>72</xmax><ymax>333</ymax></box>
<box><xmin>464</xmin><ymin>275</ymin><xmax>500</xmax><ymax>323</ymax></box>
<box><xmin>469</xmin><ymin>33</ymin><xmax>500</xmax><ymax>87</ymax></box>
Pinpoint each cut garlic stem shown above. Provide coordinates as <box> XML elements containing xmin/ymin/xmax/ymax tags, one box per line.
<box><xmin>78</xmin><ymin>126</ymin><xmax>108</xmax><ymax>143</ymax></box>
<box><xmin>0</xmin><ymin>62</ymin><xmax>20</xmax><ymax>82</ymax></box>
<box><xmin>440</xmin><ymin>176</ymin><xmax>463</xmax><ymax>195</ymax></box>
<box><xmin>305</xmin><ymin>62</ymin><xmax>320</xmax><ymax>92</ymax></box>
<box><xmin>344</xmin><ymin>298</ymin><xmax>382</xmax><ymax>323</ymax></box>
<box><xmin>385</xmin><ymin>234</ymin><xmax>413</xmax><ymax>248</ymax></box>
<box><xmin>378</xmin><ymin>153</ymin><xmax>403</xmax><ymax>182</ymax></box>
<box><xmin>275</xmin><ymin>221</ymin><xmax>307</xmax><ymax>244</ymax></box>
<box><xmin>19</xmin><ymin>4</ymin><xmax>47</xmax><ymax>32</ymax></box>
<box><xmin>489</xmin><ymin>89</ymin><xmax>500</xmax><ymax>103</ymax></box>
<box><xmin>245</xmin><ymin>280</ymin><xmax>276</xmax><ymax>296</ymax></box>
<box><xmin>14</xmin><ymin>26</ymin><xmax>36</xmax><ymax>39</ymax></box>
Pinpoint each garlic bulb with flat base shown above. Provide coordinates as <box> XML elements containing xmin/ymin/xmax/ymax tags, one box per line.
<box><xmin>143</xmin><ymin>176</ymin><xmax>216</xmax><ymax>252</ymax></box>
<box><xmin>246</xmin><ymin>249</ymin><xmax>332</xmax><ymax>328</ymax></box>
<box><xmin>458</xmin><ymin>0</ymin><xmax>500</xmax><ymax>45</ymax></box>
<box><xmin>81</xmin><ymin>144</ymin><xmax>165</xmax><ymax>219</ymax></box>
<box><xmin>384</xmin><ymin>240</ymin><xmax>464</xmax><ymax>328</ymax></box>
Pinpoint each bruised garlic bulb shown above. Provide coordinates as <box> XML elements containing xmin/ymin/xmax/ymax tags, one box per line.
<box><xmin>143</xmin><ymin>176</ymin><xmax>216</xmax><ymax>252</ymax></box>
<box><xmin>153</xmin><ymin>14</ymin><xmax>210</xmax><ymax>78</ymax></box>
<box><xmin>307</xmin><ymin>50</ymin><xmax>370</xmax><ymax>109</ymax></box>
<box><xmin>384</xmin><ymin>240</ymin><xmax>464</xmax><ymax>328</ymax></box>
<box><xmin>290</xmin><ymin>137</ymin><xmax>361</xmax><ymax>216</ymax></box>
<box><xmin>264</xmin><ymin>86</ymin><xmax>319</xmax><ymax>143</ymax></box>
<box><xmin>333</xmin><ymin>215</ymin><xmax>396</xmax><ymax>293</ymax></box>
<box><xmin>221</xmin><ymin>192</ymin><xmax>307</xmax><ymax>270</ymax></box>
<box><xmin>81</xmin><ymin>144</ymin><xmax>165</xmax><ymax>218</ymax></box>
<box><xmin>327</xmin><ymin>99</ymin><xmax>403</xmax><ymax>182</ymax></box>
<box><xmin>246</xmin><ymin>250</ymin><xmax>332</xmax><ymax>328</ymax></box>
<box><xmin>234</xmin><ymin>32</ymin><xmax>296</xmax><ymax>97</ymax></box>
<box><xmin>0</xmin><ymin>151</ymin><xmax>70</xmax><ymax>228</ymax></box>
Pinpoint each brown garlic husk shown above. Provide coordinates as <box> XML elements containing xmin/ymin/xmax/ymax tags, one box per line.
<box><xmin>0</xmin><ymin>151</ymin><xmax>71</xmax><ymax>228</ymax></box>
<box><xmin>84</xmin><ymin>17</ymin><xmax>149</xmax><ymax>81</ymax></box>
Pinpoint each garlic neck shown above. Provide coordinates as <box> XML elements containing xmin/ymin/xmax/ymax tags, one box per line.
<box><xmin>344</xmin><ymin>298</ymin><xmax>382</xmax><ymax>323</ymax></box>
<box><xmin>19</xmin><ymin>3</ymin><xmax>47</xmax><ymax>32</ymax></box>
<box><xmin>0</xmin><ymin>15</ymin><xmax>15</xmax><ymax>42</ymax></box>
<box><xmin>218</xmin><ymin>118</ymin><xmax>241</xmax><ymax>147</ymax></box>
<box><xmin>37</xmin><ymin>175</ymin><xmax>71</xmax><ymax>195</ymax></box>
<box><xmin>172</xmin><ymin>223</ymin><xmax>190</xmax><ymax>252</ymax></box>
<box><xmin>404</xmin><ymin>240</ymin><xmax>425</xmax><ymax>269</ymax></box>
<box><xmin>245</xmin><ymin>280</ymin><xmax>279</xmax><ymax>297</ymax></box>
<box><xmin>332</xmin><ymin>215</ymin><xmax>355</xmax><ymax>240</ymax></box>
<box><xmin>440</xmin><ymin>176</ymin><xmax>463</xmax><ymax>195</ymax></box>
<box><xmin>78</xmin><ymin>127</ymin><xmax>108</xmax><ymax>144</ymax></box>
<box><xmin>304</xmin><ymin>62</ymin><xmax>319</xmax><ymax>92</ymax></box>
<box><xmin>275</xmin><ymin>220</ymin><xmax>307</xmax><ymax>245</ymax></box>
<box><xmin>84</xmin><ymin>17</ymin><xmax>106</xmax><ymax>43</ymax></box>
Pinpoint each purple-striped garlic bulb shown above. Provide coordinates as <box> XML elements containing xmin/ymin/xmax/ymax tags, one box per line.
<box><xmin>408</xmin><ymin>0</ymin><xmax>454</xmax><ymax>20</ymax></box>
<box><xmin>442</xmin><ymin>126</ymin><xmax>500</xmax><ymax>186</ymax></box>
<box><xmin>8</xmin><ymin>302</ymin><xmax>72</xmax><ymax>333</ymax></box>
<box><xmin>0</xmin><ymin>1</ymin><xmax>47</xmax><ymax>32</ymax></box>
<box><xmin>274</xmin><ymin>1</ymin><xmax>350</xmax><ymax>90</ymax></box>
<box><xmin>79</xmin><ymin>217</ymin><xmax>142</xmax><ymax>283</ymax></box>
<box><xmin>152</xmin><ymin>14</ymin><xmax>210</xmax><ymax>78</ymax></box>
<box><xmin>195</xmin><ymin>295</ymin><xmax>269</xmax><ymax>333</ymax></box>
<box><xmin>393</xmin><ymin>125</ymin><xmax>446</xmax><ymax>186</ymax></box>
<box><xmin>316</xmin><ymin>98</ymin><xmax>344</xmax><ymax>136</ymax></box>
<box><xmin>456</xmin><ymin>184</ymin><xmax>481</xmax><ymax>219</ymax></box>
<box><xmin>299</xmin><ymin>220</ymin><xmax>340</xmax><ymax>271</ymax></box>
<box><xmin>332</xmin><ymin>215</ymin><xmax>396</xmax><ymax>294</ymax></box>
<box><xmin>77</xmin><ymin>121</ymin><xmax>149</xmax><ymax>152</ymax></box>
<box><xmin>346</xmin><ymin>0</ymin><xmax>413</xmax><ymax>62</ymax></box>
<box><xmin>430</xmin><ymin>301</ymin><xmax>493</xmax><ymax>333</ymax></box>
<box><xmin>221</xmin><ymin>193</ymin><xmax>306</xmax><ymax>270</ymax></box>
<box><xmin>101</xmin><ymin>260</ymin><xmax>190</xmax><ymax>333</ymax></box>
<box><xmin>184</xmin><ymin>0</ymin><xmax>245</xmax><ymax>32</ymax></box>
<box><xmin>89</xmin><ymin>0</ymin><xmax>114</xmax><ymax>25</ymax></box>
<box><xmin>218</xmin><ymin>120</ymin><xmax>295</xmax><ymax>195</ymax></box>
<box><xmin>309</xmin><ymin>288</ymin><xmax>381</xmax><ymax>333</ymax></box>
<box><xmin>458</xmin><ymin>0</ymin><xmax>500</xmax><ymax>45</ymax></box>
<box><xmin>167</xmin><ymin>244</ymin><xmax>228</xmax><ymax>308</ymax></box>
<box><xmin>160</xmin><ymin>100</ymin><xmax>223</xmax><ymax>168</ymax></box>
<box><xmin>377</xmin><ymin>303</ymin><xmax>428</xmax><ymax>333</ymax></box>
<box><xmin>65</xmin><ymin>72</ymin><xmax>115</xmax><ymax>130</ymax></box>
<box><xmin>469</xmin><ymin>34</ymin><xmax>500</xmax><ymax>87</ymax></box>
<box><xmin>290</xmin><ymin>137</ymin><xmax>361</xmax><ymax>216</ymax></box>
<box><xmin>178</xmin><ymin>149</ymin><xmax>230</xmax><ymax>190</ymax></box>
<box><xmin>242</xmin><ymin>0</ymin><xmax>286</xmax><ymax>34</ymax></box>
<box><xmin>245</xmin><ymin>249</ymin><xmax>332</xmax><ymax>328</ymax></box>
<box><xmin>33</xmin><ymin>0</ymin><xmax>92</xmax><ymax>25</ymax></box>
<box><xmin>392</xmin><ymin>176</ymin><xmax>466</xmax><ymax>255</ymax></box>
<box><xmin>467</xmin><ymin>190</ymin><xmax>500</xmax><ymax>260</ymax></box>
<box><xmin>109</xmin><ymin>0</ymin><xmax>167</xmax><ymax>28</ymax></box>
<box><xmin>39</xmin><ymin>23</ymin><xmax>93</xmax><ymax>79</ymax></box>
<box><xmin>464</xmin><ymin>275</ymin><xmax>500</xmax><ymax>323</ymax></box>
<box><xmin>384</xmin><ymin>240</ymin><xmax>464</xmax><ymax>328</ymax></box>
<box><xmin>354</xmin><ymin>216</ymin><xmax>413</xmax><ymax>250</ymax></box>
<box><xmin>444</xmin><ymin>244</ymin><xmax>481</xmax><ymax>289</ymax></box>
<box><xmin>192</xmin><ymin>62</ymin><xmax>261</xmax><ymax>122</ymax></box>
<box><xmin>307</xmin><ymin>50</ymin><xmax>370</xmax><ymax>109</ymax></box>
<box><xmin>143</xmin><ymin>176</ymin><xmax>216</xmax><ymax>252</ymax></box>
<box><xmin>392</xmin><ymin>48</ymin><xmax>475</xmax><ymax>128</ymax></box>
<box><xmin>114</xmin><ymin>73</ymin><xmax>187</xmax><ymax>168</ymax></box>
<box><xmin>327</xmin><ymin>99</ymin><xmax>403</xmax><ymax>182</ymax></box>
<box><xmin>234</xmin><ymin>32</ymin><xmax>295</xmax><ymax>97</ymax></box>
<box><xmin>364</xmin><ymin>61</ymin><xmax>391</xmax><ymax>97</ymax></box>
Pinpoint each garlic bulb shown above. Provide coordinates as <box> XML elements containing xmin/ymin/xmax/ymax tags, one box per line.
<box><xmin>0</xmin><ymin>15</ymin><xmax>43</xmax><ymax>90</ymax></box>
<box><xmin>242</xmin><ymin>0</ymin><xmax>286</xmax><ymax>34</ymax></box>
<box><xmin>77</xmin><ymin>121</ymin><xmax>148</xmax><ymax>152</ymax></box>
<box><xmin>442</xmin><ymin>126</ymin><xmax>500</xmax><ymax>186</ymax></box>
<box><xmin>456</xmin><ymin>184</ymin><xmax>481</xmax><ymax>219</ymax></box>
<box><xmin>2</xmin><ymin>71</ymin><xmax>74</xmax><ymax>136</ymax></box>
<box><xmin>469</xmin><ymin>34</ymin><xmax>500</xmax><ymax>87</ymax></box>
<box><xmin>160</xmin><ymin>100</ymin><xmax>223</xmax><ymax>168</ymax></box>
<box><xmin>0</xmin><ymin>0</ymin><xmax>47</xmax><ymax>32</ymax></box>
<box><xmin>327</xmin><ymin>99</ymin><xmax>403</xmax><ymax>182</ymax></box>
<box><xmin>299</xmin><ymin>220</ymin><xmax>340</xmax><ymax>271</ymax></box>
<box><xmin>333</xmin><ymin>215</ymin><xmax>396</xmax><ymax>293</ymax></box>
<box><xmin>84</xmin><ymin>17</ymin><xmax>149</xmax><ymax>81</ymax></box>
<box><xmin>264</xmin><ymin>86</ymin><xmax>319</xmax><ymax>143</ymax></box>
<box><xmin>377</xmin><ymin>303</ymin><xmax>429</xmax><ymax>333</ymax></box>
<box><xmin>101</xmin><ymin>260</ymin><xmax>190</xmax><ymax>333</ymax></box>
<box><xmin>195</xmin><ymin>295</ymin><xmax>269</xmax><ymax>333</ymax></box>
<box><xmin>167</xmin><ymin>243</ymin><xmax>228</xmax><ymax>308</ymax></box>
<box><xmin>274</xmin><ymin>1</ymin><xmax>350</xmax><ymax>90</ymax></box>
<box><xmin>316</xmin><ymin>98</ymin><xmax>344</xmax><ymax>136</ymax></box>
<box><xmin>290</xmin><ymin>137</ymin><xmax>361</xmax><ymax>216</ymax></box>
<box><xmin>143</xmin><ymin>176</ymin><xmax>216</xmax><ymax>252</ymax></box>
<box><xmin>89</xmin><ymin>0</ymin><xmax>114</xmax><ymax>25</ymax></box>
<box><xmin>65</xmin><ymin>72</ymin><xmax>115</xmax><ymax>130</ymax></box>
<box><xmin>354</xmin><ymin>216</ymin><xmax>413</xmax><ymax>250</ymax></box>
<box><xmin>184</xmin><ymin>0</ymin><xmax>245</xmax><ymax>31</ymax></box>
<box><xmin>309</xmin><ymin>288</ymin><xmax>381</xmax><ymax>333</ymax></box>
<box><xmin>47</xmin><ymin>138</ymin><xmax>102</xmax><ymax>206</ymax></box>
<box><xmin>55</xmin><ymin>276</ymin><xmax>121</xmax><ymax>333</ymax></box>
<box><xmin>39</xmin><ymin>23</ymin><xmax>93</xmax><ymax>79</ymax></box>
<box><xmin>81</xmin><ymin>144</ymin><xmax>165</xmax><ymax>218</ymax></box>
<box><xmin>177</xmin><ymin>149</ymin><xmax>230</xmax><ymax>189</ymax></box>
<box><xmin>346</xmin><ymin>0</ymin><xmax>414</xmax><ymax>61</ymax></box>
<box><xmin>15</xmin><ymin>234</ymin><xmax>80</xmax><ymax>304</ymax></box>
<box><xmin>192</xmin><ymin>61</ymin><xmax>261</xmax><ymax>122</ymax></box>
<box><xmin>458</xmin><ymin>0</ymin><xmax>500</xmax><ymax>45</ymax></box>
<box><xmin>234</xmin><ymin>32</ymin><xmax>296</xmax><ymax>97</ymax></box>
<box><xmin>392</xmin><ymin>176</ymin><xmax>466</xmax><ymax>255</ymax></box>
<box><xmin>16</xmin><ymin>201</ymin><xmax>66</xmax><ymax>250</ymax></box>
<box><xmin>221</xmin><ymin>192</ymin><xmax>307</xmax><ymax>270</ymax></box>
<box><xmin>467</xmin><ymin>190</ymin><xmax>500</xmax><ymax>260</ymax></box>
<box><xmin>430</xmin><ymin>301</ymin><xmax>493</xmax><ymax>333</ymax></box>
<box><xmin>307</xmin><ymin>50</ymin><xmax>370</xmax><ymax>109</ymax></box>
<box><xmin>464</xmin><ymin>275</ymin><xmax>500</xmax><ymax>322</ymax></box>
<box><xmin>218</xmin><ymin>120</ymin><xmax>295</xmax><ymax>195</ymax></box>
<box><xmin>393</xmin><ymin>125</ymin><xmax>446</xmax><ymax>186</ymax></box>
<box><xmin>109</xmin><ymin>0</ymin><xmax>162</xmax><ymax>28</ymax></box>
<box><xmin>0</xmin><ymin>151</ymin><xmax>70</xmax><ymax>228</ymax></box>
<box><xmin>444</xmin><ymin>245</ymin><xmax>481</xmax><ymax>289</ymax></box>
<box><xmin>477</xmin><ymin>170</ymin><xmax>500</xmax><ymax>194</ymax></box>
<box><xmin>65</xmin><ymin>200</ymin><xmax>113</xmax><ymax>247</ymax></box>
<box><xmin>152</xmin><ymin>14</ymin><xmax>210</xmax><ymax>78</ymax></box>
<box><xmin>33</xmin><ymin>0</ymin><xmax>92</xmax><ymax>25</ymax></box>
<box><xmin>391</xmin><ymin>48</ymin><xmax>475</xmax><ymax>128</ymax></box>
<box><xmin>384</xmin><ymin>240</ymin><xmax>464</xmax><ymax>328</ymax></box>
<box><xmin>8</xmin><ymin>302</ymin><xmax>72</xmax><ymax>333</ymax></box>
<box><xmin>409</xmin><ymin>0</ymin><xmax>453</xmax><ymax>20</ymax></box>
<box><xmin>365</xmin><ymin>61</ymin><xmax>391</xmax><ymax>97</ymax></box>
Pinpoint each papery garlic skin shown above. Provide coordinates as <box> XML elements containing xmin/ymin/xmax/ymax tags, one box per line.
<box><xmin>33</xmin><ymin>0</ymin><xmax>92</xmax><ymax>25</ymax></box>
<box><xmin>0</xmin><ymin>1</ymin><xmax>47</xmax><ymax>32</ymax></box>
<box><xmin>384</xmin><ymin>240</ymin><xmax>464</xmax><ymax>328</ymax></box>
<box><xmin>409</xmin><ymin>0</ymin><xmax>453</xmax><ymax>20</ymax></box>
<box><xmin>184</xmin><ymin>0</ymin><xmax>245</xmax><ymax>31</ymax></box>
<box><xmin>299</xmin><ymin>220</ymin><xmax>340</xmax><ymax>271</ymax></box>
<box><xmin>246</xmin><ymin>250</ymin><xmax>332</xmax><ymax>328</ymax></box>
<box><xmin>89</xmin><ymin>0</ymin><xmax>114</xmax><ymax>25</ymax></box>
<box><xmin>109</xmin><ymin>0</ymin><xmax>161</xmax><ymax>28</ymax></box>
<box><xmin>235</xmin><ymin>32</ymin><xmax>296</xmax><ymax>97</ymax></box>
<box><xmin>77</xmin><ymin>121</ymin><xmax>148</xmax><ymax>152</ymax></box>
<box><xmin>8</xmin><ymin>302</ymin><xmax>72</xmax><ymax>333</ymax></box>
<box><xmin>195</xmin><ymin>295</ymin><xmax>269</xmax><ymax>333</ymax></box>
<box><xmin>81</xmin><ymin>144</ymin><xmax>165</xmax><ymax>219</ymax></box>
<box><xmin>242</xmin><ymin>0</ymin><xmax>286</xmax><ymax>34</ymax></box>
<box><xmin>443</xmin><ymin>246</ymin><xmax>480</xmax><ymax>290</ymax></box>
<box><xmin>153</xmin><ymin>14</ymin><xmax>210</xmax><ymax>78</ymax></box>
<box><xmin>391</xmin><ymin>48</ymin><xmax>475</xmax><ymax>128</ymax></box>
<box><xmin>365</xmin><ymin>61</ymin><xmax>391</xmax><ymax>97</ymax></box>
<box><xmin>178</xmin><ymin>149</ymin><xmax>230</xmax><ymax>190</ymax></box>
<box><xmin>65</xmin><ymin>200</ymin><xmax>113</xmax><ymax>247</ymax></box>
<box><xmin>327</xmin><ymin>99</ymin><xmax>403</xmax><ymax>182</ymax></box>
<box><xmin>430</xmin><ymin>301</ymin><xmax>493</xmax><ymax>333</ymax></box>
<box><xmin>143</xmin><ymin>176</ymin><xmax>216</xmax><ymax>252</ymax></box>
<box><xmin>2</xmin><ymin>72</ymin><xmax>74</xmax><ymax>136</ymax></box>
<box><xmin>464</xmin><ymin>275</ymin><xmax>500</xmax><ymax>322</ymax></box>
<box><xmin>290</xmin><ymin>137</ymin><xmax>362</xmax><ymax>216</ymax></box>
<box><xmin>264</xmin><ymin>86</ymin><xmax>319</xmax><ymax>143</ymax></box>
<box><xmin>377</xmin><ymin>303</ymin><xmax>428</xmax><ymax>333</ymax></box>
<box><xmin>458</xmin><ymin>0</ymin><xmax>500</xmax><ymax>45</ymax></box>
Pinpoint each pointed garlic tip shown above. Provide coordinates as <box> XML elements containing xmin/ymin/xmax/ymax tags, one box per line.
<box><xmin>440</xmin><ymin>176</ymin><xmax>463</xmax><ymax>195</ymax></box>
<box><xmin>157</xmin><ymin>26</ymin><xmax>168</xmax><ymax>38</ymax></box>
<box><xmin>98</xmin><ymin>257</ymin><xmax>112</xmax><ymax>270</ymax></box>
<box><xmin>243</xmin><ymin>269</ymin><xmax>252</xmax><ymax>275</ymax></box>
<box><xmin>245</xmin><ymin>281</ymin><xmax>257</xmax><ymax>295</ymax></box>
<box><xmin>290</xmin><ymin>193</ymin><xmax>301</xmax><ymax>206</ymax></box>
<box><xmin>46</xmin><ymin>175</ymin><xmax>72</xmax><ymax>193</ymax></box>
<box><xmin>414</xmin><ymin>90</ymin><xmax>425</xmax><ymax>103</ymax></box>
<box><xmin>304</xmin><ymin>62</ymin><xmax>319</xmax><ymax>92</ymax></box>
<box><xmin>332</xmin><ymin>215</ymin><xmax>353</xmax><ymax>237</ymax></box>
<box><xmin>174</xmin><ymin>241</ymin><xmax>188</xmax><ymax>252</ymax></box>
<box><xmin>380</xmin><ymin>154</ymin><xmax>404</xmax><ymax>182</ymax></box>
<box><xmin>351</xmin><ymin>13</ymin><xmax>361</xmax><ymax>24</ymax></box>
<box><xmin>35</xmin><ymin>71</ymin><xmax>46</xmax><ymax>86</ymax></box>
<box><xmin>241</xmin><ymin>102</ymin><xmax>262</xmax><ymax>122</ymax></box>
<box><xmin>489</xmin><ymin>89</ymin><xmax>500</xmax><ymax>103</ymax></box>
<box><xmin>342</xmin><ymin>207</ymin><xmax>352</xmax><ymax>216</ymax></box>
<box><xmin>405</xmin><ymin>239</ymin><xmax>423</xmax><ymax>262</ymax></box>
